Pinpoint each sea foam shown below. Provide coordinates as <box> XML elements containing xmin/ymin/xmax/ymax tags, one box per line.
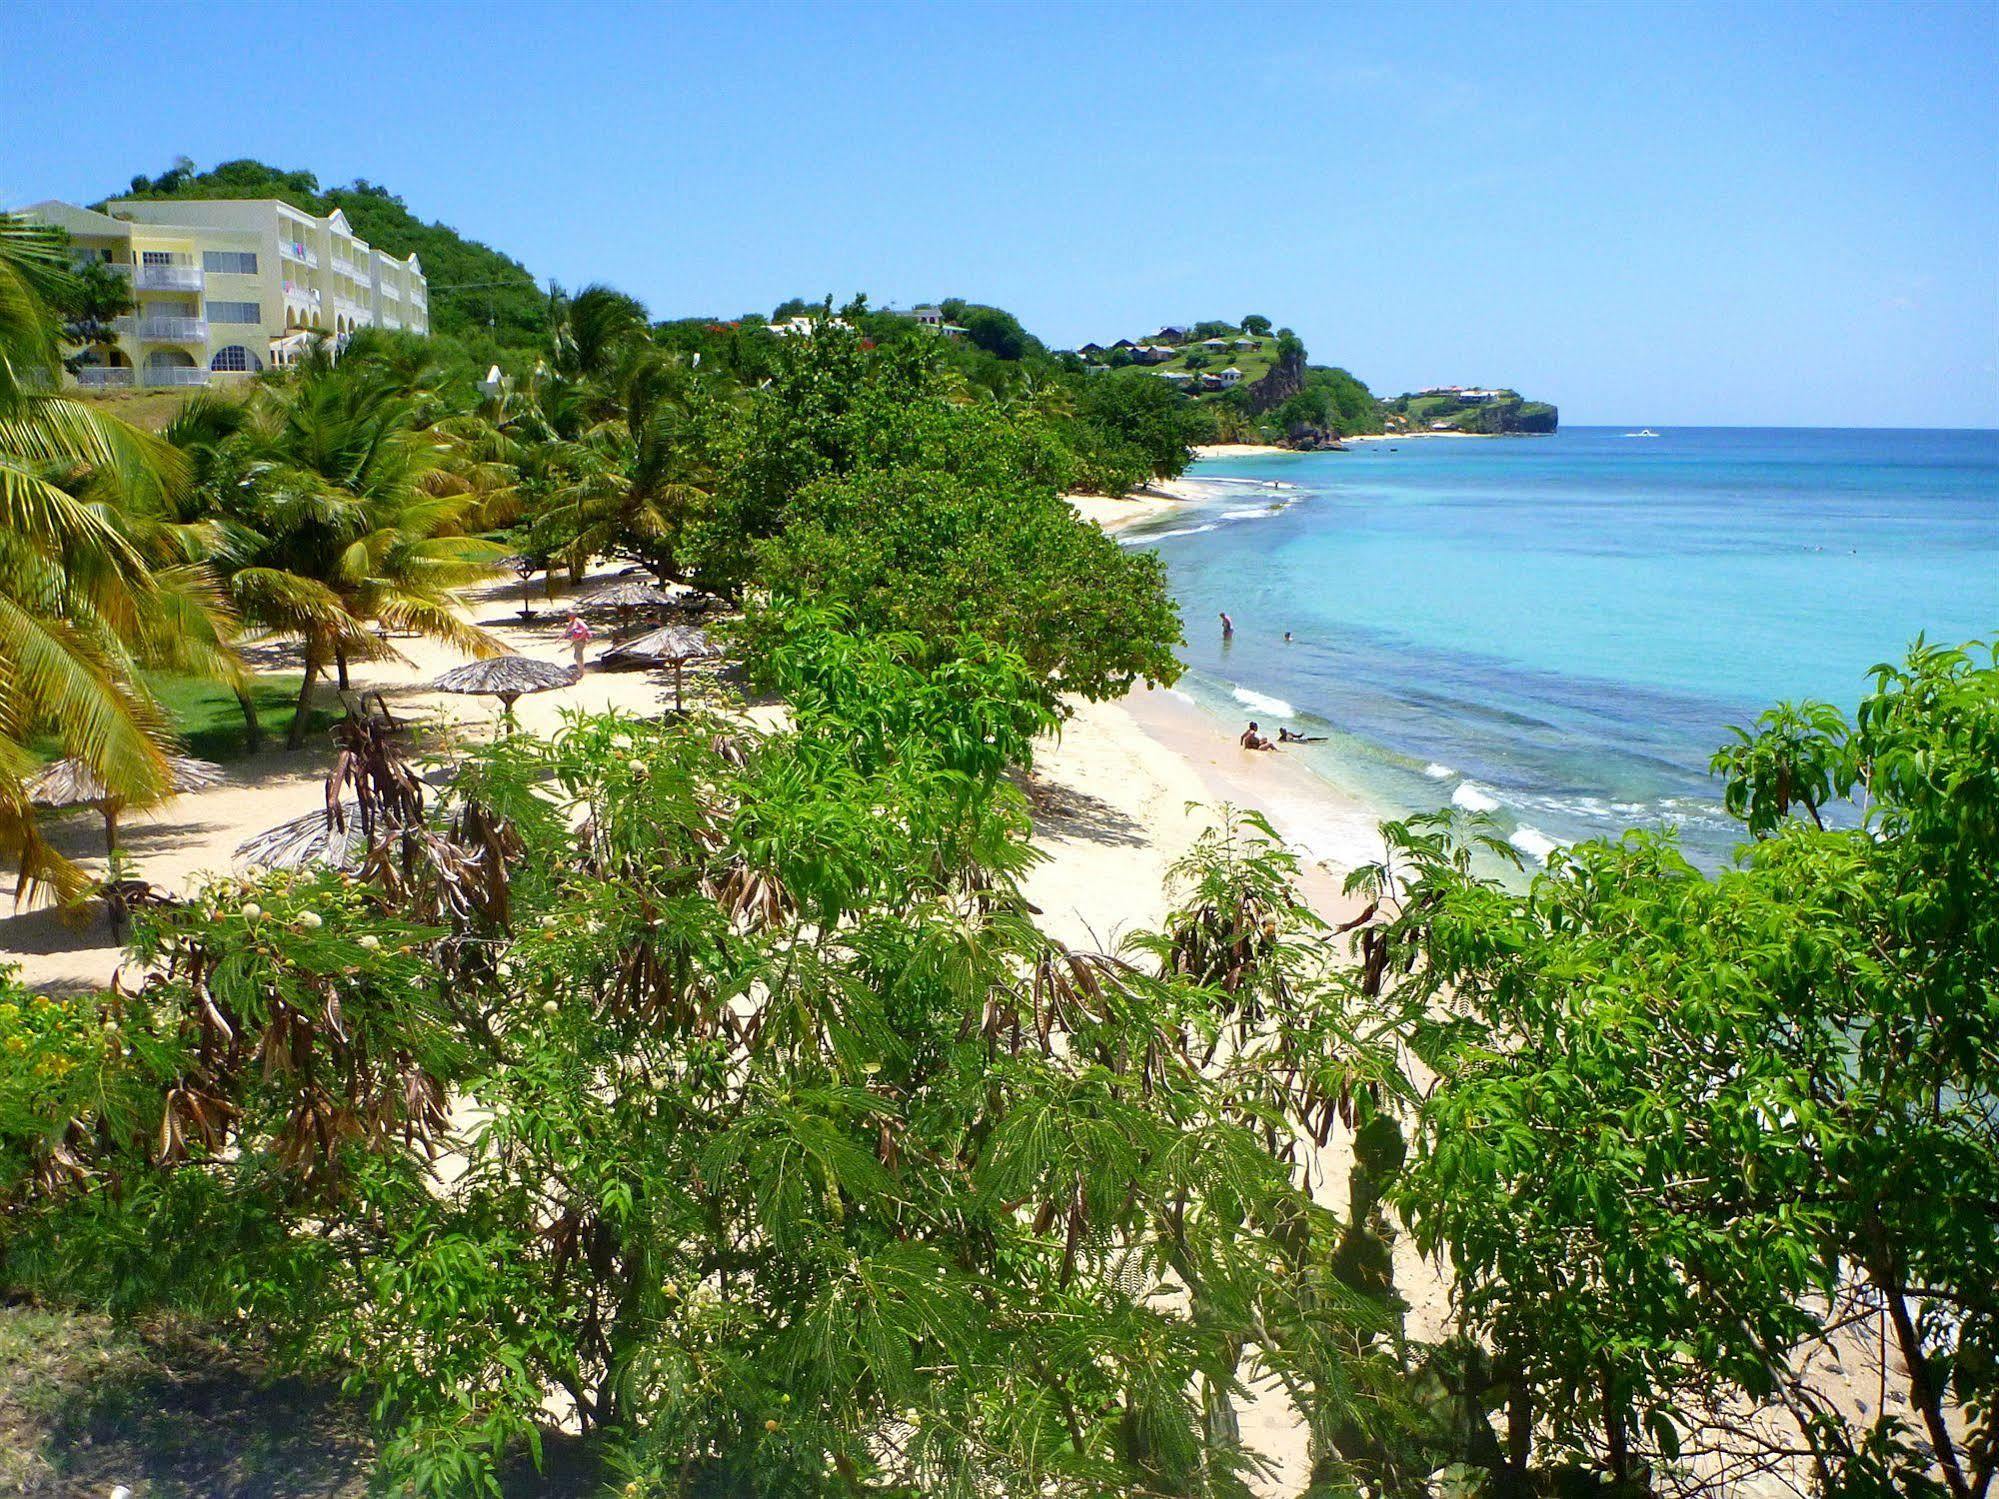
<box><xmin>1451</xmin><ymin>781</ymin><xmax>1501</xmax><ymax>813</ymax></box>
<box><xmin>1509</xmin><ymin>825</ymin><xmax>1559</xmax><ymax>861</ymax></box>
<box><xmin>1423</xmin><ymin>762</ymin><xmax>1455</xmax><ymax>780</ymax></box>
<box><xmin>1231</xmin><ymin>686</ymin><xmax>1296</xmax><ymax>717</ymax></box>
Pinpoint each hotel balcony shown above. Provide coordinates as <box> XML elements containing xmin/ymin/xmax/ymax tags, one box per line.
<box><xmin>382</xmin><ymin>282</ymin><xmax>401</xmax><ymax>300</ymax></box>
<box><xmin>133</xmin><ymin>316</ymin><xmax>209</xmax><ymax>344</ymax></box>
<box><xmin>74</xmin><ymin>366</ymin><xmax>136</xmax><ymax>389</ymax></box>
<box><xmin>280</xmin><ymin>240</ymin><xmax>320</xmax><ymax>269</ymax></box>
<box><xmin>133</xmin><ymin>263</ymin><xmax>203</xmax><ymax>292</ymax></box>
<box><xmin>330</xmin><ymin>255</ymin><xmax>357</xmax><ymax>278</ymax></box>
<box><xmin>142</xmin><ymin>367</ymin><xmax>209</xmax><ymax>389</ymax></box>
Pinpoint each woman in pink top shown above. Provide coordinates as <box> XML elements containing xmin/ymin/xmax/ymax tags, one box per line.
<box><xmin>565</xmin><ymin>612</ymin><xmax>594</xmax><ymax>668</ymax></box>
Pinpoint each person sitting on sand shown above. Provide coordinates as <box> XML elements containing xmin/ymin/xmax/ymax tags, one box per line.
<box><xmin>1239</xmin><ymin>721</ymin><xmax>1275</xmax><ymax>751</ymax></box>
<box><xmin>1278</xmin><ymin>727</ymin><xmax>1325</xmax><ymax>743</ymax></box>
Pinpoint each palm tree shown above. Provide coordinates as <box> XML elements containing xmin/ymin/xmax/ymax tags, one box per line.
<box><xmin>536</xmin><ymin>352</ymin><xmax>712</xmax><ymax>584</ymax></box>
<box><xmin>0</xmin><ymin>214</ymin><xmax>240</xmax><ymax>896</ymax></box>
<box><xmin>173</xmin><ymin>354</ymin><xmax>509</xmax><ymax>749</ymax></box>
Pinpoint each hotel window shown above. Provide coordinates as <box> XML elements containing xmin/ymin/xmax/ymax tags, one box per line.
<box><xmin>208</xmin><ymin>301</ymin><xmax>263</xmax><ymax>324</ymax></box>
<box><xmin>141</xmin><ymin>251</ymin><xmax>177</xmax><ymax>266</ymax></box>
<box><xmin>209</xmin><ymin>345</ymin><xmax>262</xmax><ymax>373</ymax></box>
<box><xmin>202</xmin><ymin>250</ymin><xmax>259</xmax><ymax>274</ymax></box>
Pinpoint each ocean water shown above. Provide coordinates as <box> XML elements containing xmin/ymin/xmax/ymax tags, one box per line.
<box><xmin>1123</xmin><ymin>427</ymin><xmax>1999</xmax><ymax>870</ymax></box>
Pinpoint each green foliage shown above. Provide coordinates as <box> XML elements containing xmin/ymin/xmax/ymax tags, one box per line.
<box><xmin>1075</xmin><ymin>368</ymin><xmax>1207</xmax><ymax>480</ymax></box>
<box><xmin>0</xmin><ymin>674</ymin><xmax>1419</xmax><ymax>1494</ymax></box>
<box><xmin>938</xmin><ymin>299</ymin><xmax>1044</xmax><ymax>361</ymax></box>
<box><xmin>725</xmin><ymin>341</ymin><xmax>1184</xmax><ymax>703</ymax></box>
<box><xmin>1388</xmin><ymin>637</ymin><xmax>1999</xmax><ymax>1494</ymax></box>
<box><xmin>1264</xmin><ymin>366</ymin><xmax>1380</xmax><ymax>439</ymax></box>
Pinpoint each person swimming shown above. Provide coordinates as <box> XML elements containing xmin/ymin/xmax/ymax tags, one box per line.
<box><xmin>1277</xmin><ymin>727</ymin><xmax>1325</xmax><ymax>743</ymax></box>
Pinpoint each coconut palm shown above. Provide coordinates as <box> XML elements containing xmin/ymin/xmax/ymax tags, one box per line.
<box><xmin>167</xmin><ymin>355</ymin><xmax>509</xmax><ymax>749</ymax></box>
<box><xmin>0</xmin><ymin>214</ymin><xmax>240</xmax><ymax>897</ymax></box>
<box><xmin>535</xmin><ymin>352</ymin><xmax>714</xmax><ymax>584</ymax></box>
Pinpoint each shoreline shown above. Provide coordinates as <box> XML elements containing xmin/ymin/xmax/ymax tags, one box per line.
<box><xmin>1066</xmin><ymin>474</ymin><xmax>1215</xmax><ymax>533</ymax></box>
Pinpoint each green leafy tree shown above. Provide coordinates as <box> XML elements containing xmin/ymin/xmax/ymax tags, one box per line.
<box><xmin>0</xmin><ymin>628</ymin><xmax>1417</xmax><ymax>1497</ymax></box>
<box><xmin>1391</xmin><ymin>639</ymin><xmax>1999</xmax><ymax>1496</ymax></box>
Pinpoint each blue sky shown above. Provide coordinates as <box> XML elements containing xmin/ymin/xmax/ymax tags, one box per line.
<box><xmin>4</xmin><ymin>0</ymin><xmax>1994</xmax><ymax>426</ymax></box>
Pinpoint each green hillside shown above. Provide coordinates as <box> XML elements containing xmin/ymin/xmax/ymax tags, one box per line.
<box><xmin>1383</xmin><ymin>388</ymin><xmax>1559</xmax><ymax>434</ymax></box>
<box><xmin>107</xmin><ymin>158</ymin><xmax>547</xmax><ymax>349</ymax></box>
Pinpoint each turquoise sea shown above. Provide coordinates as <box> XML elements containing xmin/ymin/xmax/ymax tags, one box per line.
<box><xmin>1124</xmin><ymin>427</ymin><xmax>1999</xmax><ymax>870</ymax></box>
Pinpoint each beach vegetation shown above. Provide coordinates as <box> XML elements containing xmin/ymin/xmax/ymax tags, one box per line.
<box><xmin>1372</xmin><ymin>636</ymin><xmax>1999</xmax><ymax>1496</ymax></box>
<box><xmin>0</xmin><ymin>214</ymin><xmax>243</xmax><ymax>897</ymax></box>
<box><xmin>0</xmin><ymin>636</ymin><xmax>1414</xmax><ymax>1496</ymax></box>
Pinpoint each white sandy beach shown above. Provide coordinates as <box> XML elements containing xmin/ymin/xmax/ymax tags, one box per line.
<box><xmin>1191</xmin><ymin>442</ymin><xmax>1291</xmax><ymax>459</ymax></box>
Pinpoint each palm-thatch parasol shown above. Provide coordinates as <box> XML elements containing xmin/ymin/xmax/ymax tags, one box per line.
<box><xmin>582</xmin><ymin>578</ymin><xmax>689</xmax><ymax>630</ymax></box>
<box><xmin>600</xmin><ymin>624</ymin><xmax>724</xmax><ymax>711</ymax></box>
<box><xmin>498</xmin><ymin>554</ymin><xmax>544</xmax><ymax>621</ymax></box>
<box><xmin>27</xmin><ymin>755</ymin><xmax>224</xmax><ymax>858</ymax></box>
<box><xmin>433</xmin><ymin>654</ymin><xmax>578</xmax><ymax>727</ymax></box>
<box><xmin>235</xmin><ymin>800</ymin><xmax>371</xmax><ymax>873</ymax></box>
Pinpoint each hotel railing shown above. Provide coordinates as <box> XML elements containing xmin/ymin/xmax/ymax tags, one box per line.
<box><xmin>142</xmin><ymin>366</ymin><xmax>210</xmax><ymax>388</ymax></box>
<box><xmin>382</xmin><ymin>282</ymin><xmax>401</xmax><ymax>299</ymax></box>
<box><xmin>281</xmin><ymin>241</ymin><xmax>320</xmax><ymax>269</ymax></box>
<box><xmin>74</xmin><ymin>367</ymin><xmax>136</xmax><ymax>389</ymax></box>
<box><xmin>134</xmin><ymin>316</ymin><xmax>209</xmax><ymax>343</ymax></box>
<box><xmin>134</xmin><ymin>263</ymin><xmax>203</xmax><ymax>292</ymax></box>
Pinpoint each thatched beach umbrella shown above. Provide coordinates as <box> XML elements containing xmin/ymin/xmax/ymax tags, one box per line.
<box><xmin>235</xmin><ymin>800</ymin><xmax>370</xmax><ymax>873</ymax></box>
<box><xmin>582</xmin><ymin>578</ymin><xmax>688</xmax><ymax>631</ymax></box>
<box><xmin>498</xmin><ymin>554</ymin><xmax>544</xmax><ymax>621</ymax></box>
<box><xmin>600</xmin><ymin>623</ymin><xmax>723</xmax><ymax>711</ymax></box>
<box><xmin>433</xmin><ymin>654</ymin><xmax>578</xmax><ymax>727</ymax></box>
<box><xmin>27</xmin><ymin>755</ymin><xmax>223</xmax><ymax>859</ymax></box>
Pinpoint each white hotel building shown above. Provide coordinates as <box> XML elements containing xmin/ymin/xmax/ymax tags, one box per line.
<box><xmin>23</xmin><ymin>197</ymin><xmax>428</xmax><ymax>388</ymax></box>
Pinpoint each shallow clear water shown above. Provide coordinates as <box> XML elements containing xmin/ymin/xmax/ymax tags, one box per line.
<box><xmin>1124</xmin><ymin>427</ymin><xmax>1999</xmax><ymax>868</ymax></box>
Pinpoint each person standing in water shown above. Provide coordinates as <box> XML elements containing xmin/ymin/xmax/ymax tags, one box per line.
<box><xmin>1220</xmin><ymin>611</ymin><xmax>1235</xmax><ymax>640</ymax></box>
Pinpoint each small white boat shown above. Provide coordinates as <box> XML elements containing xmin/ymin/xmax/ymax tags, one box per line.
<box><xmin>1624</xmin><ymin>428</ymin><xmax>1661</xmax><ymax>438</ymax></box>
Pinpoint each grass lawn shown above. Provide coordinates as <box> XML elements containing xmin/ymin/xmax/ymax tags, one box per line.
<box><xmin>69</xmin><ymin>381</ymin><xmax>255</xmax><ymax>433</ymax></box>
<box><xmin>146</xmin><ymin>673</ymin><xmax>336</xmax><ymax>761</ymax></box>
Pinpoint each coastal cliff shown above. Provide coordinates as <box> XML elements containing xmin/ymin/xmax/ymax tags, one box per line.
<box><xmin>1245</xmin><ymin>341</ymin><xmax>1307</xmax><ymax>415</ymax></box>
<box><xmin>1383</xmin><ymin>387</ymin><xmax>1559</xmax><ymax>435</ymax></box>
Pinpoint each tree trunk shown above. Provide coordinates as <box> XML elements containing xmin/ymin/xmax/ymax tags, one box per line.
<box><xmin>1602</xmin><ymin>1366</ymin><xmax>1630</xmax><ymax>1488</ymax></box>
<box><xmin>287</xmin><ymin>641</ymin><xmax>321</xmax><ymax>750</ymax></box>
<box><xmin>1872</xmin><ymin>1255</ymin><xmax>1973</xmax><ymax>1499</ymax></box>
<box><xmin>334</xmin><ymin>641</ymin><xmax>350</xmax><ymax>692</ymax></box>
<box><xmin>1501</xmin><ymin>1361</ymin><xmax>1532</xmax><ymax>1495</ymax></box>
<box><xmin>236</xmin><ymin>685</ymin><xmax>264</xmax><ymax>754</ymax></box>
